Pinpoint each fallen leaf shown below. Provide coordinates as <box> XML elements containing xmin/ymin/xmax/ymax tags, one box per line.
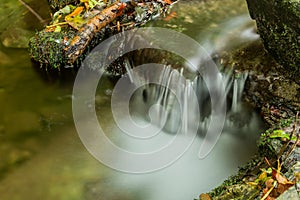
<box><xmin>164</xmin><ymin>0</ymin><xmax>172</xmax><ymax>4</ymax></box>
<box><xmin>66</xmin><ymin>6</ymin><xmax>84</xmax><ymax>18</ymax></box>
<box><xmin>164</xmin><ymin>11</ymin><xmax>177</xmax><ymax>21</ymax></box>
<box><xmin>199</xmin><ymin>193</ymin><xmax>212</xmax><ymax>200</ymax></box>
<box><xmin>272</xmin><ymin>169</ymin><xmax>294</xmax><ymax>185</ymax></box>
<box><xmin>65</xmin><ymin>6</ymin><xmax>86</xmax><ymax>30</ymax></box>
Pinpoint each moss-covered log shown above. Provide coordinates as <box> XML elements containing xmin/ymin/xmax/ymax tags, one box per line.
<box><xmin>29</xmin><ymin>0</ymin><xmax>177</xmax><ymax>69</ymax></box>
<box><xmin>245</xmin><ymin>0</ymin><xmax>300</xmax><ymax>83</ymax></box>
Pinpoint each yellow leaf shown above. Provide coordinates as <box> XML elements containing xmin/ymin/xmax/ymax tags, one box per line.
<box><xmin>246</xmin><ymin>181</ymin><xmax>259</xmax><ymax>187</ymax></box>
<box><xmin>65</xmin><ymin>6</ymin><xmax>84</xmax><ymax>21</ymax></box>
<box><xmin>65</xmin><ymin>6</ymin><xmax>86</xmax><ymax>30</ymax></box>
<box><xmin>259</xmin><ymin>171</ymin><xmax>267</xmax><ymax>180</ymax></box>
<box><xmin>66</xmin><ymin>15</ymin><xmax>86</xmax><ymax>30</ymax></box>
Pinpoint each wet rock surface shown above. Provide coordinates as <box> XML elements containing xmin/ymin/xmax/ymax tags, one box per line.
<box><xmin>207</xmin><ymin>40</ymin><xmax>300</xmax><ymax>199</ymax></box>
<box><xmin>245</xmin><ymin>0</ymin><xmax>300</xmax><ymax>83</ymax></box>
<box><xmin>221</xmin><ymin>41</ymin><xmax>300</xmax><ymax>127</ymax></box>
<box><xmin>83</xmin><ymin>178</ymin><xmax>136</xmax><ymax>200</ymax></box>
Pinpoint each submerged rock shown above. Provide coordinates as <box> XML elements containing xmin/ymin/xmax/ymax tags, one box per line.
<box><xmin>0</xmin><ymin>51</ymin><xmax>10</xmax><ymax>65</ymax></box>
<box><xmin>245</xmin><ymin>0</ymin><xmax>300</xmax><ymax>83</ymax></box>
<box><xmin>1</xmin><ymin>27</ymin><xmax>34</xmax><ymax>48</ymax></box>
<box><xmin>83</xmin><ymin>178</ymin><xmax>136</xmax><ymax>200</ymax></box>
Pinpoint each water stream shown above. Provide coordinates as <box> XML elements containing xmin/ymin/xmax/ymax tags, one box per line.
<box><xmin>0</xmin><ymin>0</ymin><xmax>266</xmax><ymax>199</ymax></box>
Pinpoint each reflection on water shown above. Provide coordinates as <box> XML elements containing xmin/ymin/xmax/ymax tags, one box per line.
<box><xmin>0</xmin><ymin>0</ymin><xmax>266</xmax><ymax>199</ymax></box>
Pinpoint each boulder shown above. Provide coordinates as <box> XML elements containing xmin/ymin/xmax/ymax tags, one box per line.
<box><xmin>245</xmin><ymin>0</ymin><xmax>300</xmax><ymax>82</ymax></box>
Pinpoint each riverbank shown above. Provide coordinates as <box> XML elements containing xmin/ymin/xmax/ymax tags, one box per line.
<box><xmin>203</xmin><ymin>39</ymin><xmax>300</xmax><ymax>199</ymax></box>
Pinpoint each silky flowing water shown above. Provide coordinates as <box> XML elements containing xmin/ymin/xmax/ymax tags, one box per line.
<box><xmin>0</xmin><ymin>0</ymin><xmax>266</xmax><ymax>199</ymax></box>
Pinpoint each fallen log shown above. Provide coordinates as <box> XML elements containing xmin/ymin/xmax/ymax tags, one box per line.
<box><xmin>65</xmin><ymin>2</ymin><xmax>126</xmax><ymax>64</ymax></box>
<box><xmin>29</xmin><ymin>0</ymin><xmax>177</xmax><ymax>69</ymax></box>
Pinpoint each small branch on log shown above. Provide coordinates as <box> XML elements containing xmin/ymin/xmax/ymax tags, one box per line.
<box><xmin>64</xmin><ymin>2</ymin><xmax>126</xmax><ymax>64</ymax></box>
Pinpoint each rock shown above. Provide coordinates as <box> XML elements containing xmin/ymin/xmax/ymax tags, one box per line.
<box><xmin>1</xmin><ymin>27</ymin><xmax>34</xmax><ymax>48</ymax></box>
<box><xmin>221</xmin><ymin>41</ymin><xmax>300</xmax><ymax>127</ymax></box>
<box><xmin>211</xmin><ymin>37</ymin><xmax>300</xmax><ymax>200</ymax></box>
<box><xmin>276</xmin><ymin>185</ymin><xmax>299</xmax><ymax>200</ymax></box>
<box><xmin>0</xmin><ymin>143</ymin><xmax>33</xmax><ymax>179</ymax></box>
<box><xmin>0</xmin><ymin>51</ymin><xmax>10</xmax><ymax>65</ymax></box>
<box><xmin>245</xmin><ymin>0</ymin><xmax>300</xmax><ymax>83</ymax></box>
<box><xmin>83</xmin><ymin>178</ymin><xmax>135</xmax><ymax>200</ymax></box>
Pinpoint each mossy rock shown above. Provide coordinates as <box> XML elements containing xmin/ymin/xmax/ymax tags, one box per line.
<box><xmin>208</xmin><ymin>40</ymin><xmax>300</xmax><ymax>200</ymax></box>
<box><xmin>245</xmin><ymin>0</ymin><xmax>300</xmax><ymax>83</ymax></box>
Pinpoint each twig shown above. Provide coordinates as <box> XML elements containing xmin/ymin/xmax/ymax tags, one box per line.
<box><xmin>109</xmin><ymin>22</ymin><xmax>135</xmax><ymax>29</ymax></box>
<box><xmin>18</xmin><ymin>0</ymin><xmax>47</xmax><ymax>25</ymax></box>
<box><xmin>281</xmin><ymin>112</ymin><xmax>300</xmax><ymax>166</ymax></box>
<box><xmin>261</xmin><ymin>181</ymin><xmax>276</xmax><ymax>200</ymax></box>
<box><xmin>277</xmin><ymin>113</ymin><xmax>298</xmax><ymax>160</ymax></box>
<box><xmin>264</xmin><ymin>157</ymin><xmax>272</xmax><ymax>168</ymax></box>
<box><xmin>46</xmin><ymin>22</ymin><xmax>69</xmax><ymax>28</ymax></box>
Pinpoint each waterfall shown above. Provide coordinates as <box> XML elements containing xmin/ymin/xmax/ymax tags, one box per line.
<box><xmin>231</xmin><ymin>72</ymin><xmax>248</xmax><ymax>113</ymax></box>
<box><xmin>123</xmin><ymin>15</ymin><xmax>259</xmax><ymax>136</ymax></box>
<box><xmin>90</xmin><ymin>14</ymin><xmax>264</xmax><ymax>200</ymax></box>
<box><xmin>128</xmin><ymin>63</ymin><xmax>249</xmax><ymax>135</ymax></box>
<box><xmin>110</xmin><ymin>64</ymin><xmax>263</xmax><ymax>200</ymax></box>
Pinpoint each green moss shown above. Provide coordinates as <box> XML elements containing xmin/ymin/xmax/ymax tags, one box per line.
<box><xmin>282</xmin><ymin>0</ymin><xmax>300</xmax><ymax>19</ymax></box>
<box><xmin>209</xmin><ymin>125</ymin><xmax>295</xmax><ymax>199</ymax></box>
<box><xmin>28</xmin><ymin>30</ymin><xmax>76</xmax><ymax>68</ymax></box>
<box><xmin>47</xmin><ymin>0</ymin><xmax>79</xmax><ymax>11</ymax></box>
<box><xmin>212</xmin><ymin>184</ymin><xmax>260</xmax><ymax>200</ymax></box>
<box><xmin>279</xmin><ymin>118</ymin><xmax>294</xmax><ymax>128</ymax></box>
<box><xmin>208</xmin><ymin>157</ymin><xmax>262</xmax><ymax>198</ymax></box>
<box><xmin>246</xmin><ymin>0</ymin><xmax>300</xmax><ymax>82</ymax></box>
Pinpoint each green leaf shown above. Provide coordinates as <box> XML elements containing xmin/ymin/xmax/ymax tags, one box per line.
<box><xmin>53</xmin><ymin>5</ymin><xmax>76</xmax><ymax>23</ymax></box>
<box><xmin>269</xmin><ymin>130</ymin><xmax>297</xmax><ymax>141</ymax></box>
<box><xmin>54</xmin><ymin>25</ymin><xmax>61</xmax><ymax>32</ymax></box>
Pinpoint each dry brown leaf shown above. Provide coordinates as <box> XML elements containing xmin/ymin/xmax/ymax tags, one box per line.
<box><xmin>272</xmin><ymin>169</ymin><xmax>294</xmax><ymax>185</ymax></box>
